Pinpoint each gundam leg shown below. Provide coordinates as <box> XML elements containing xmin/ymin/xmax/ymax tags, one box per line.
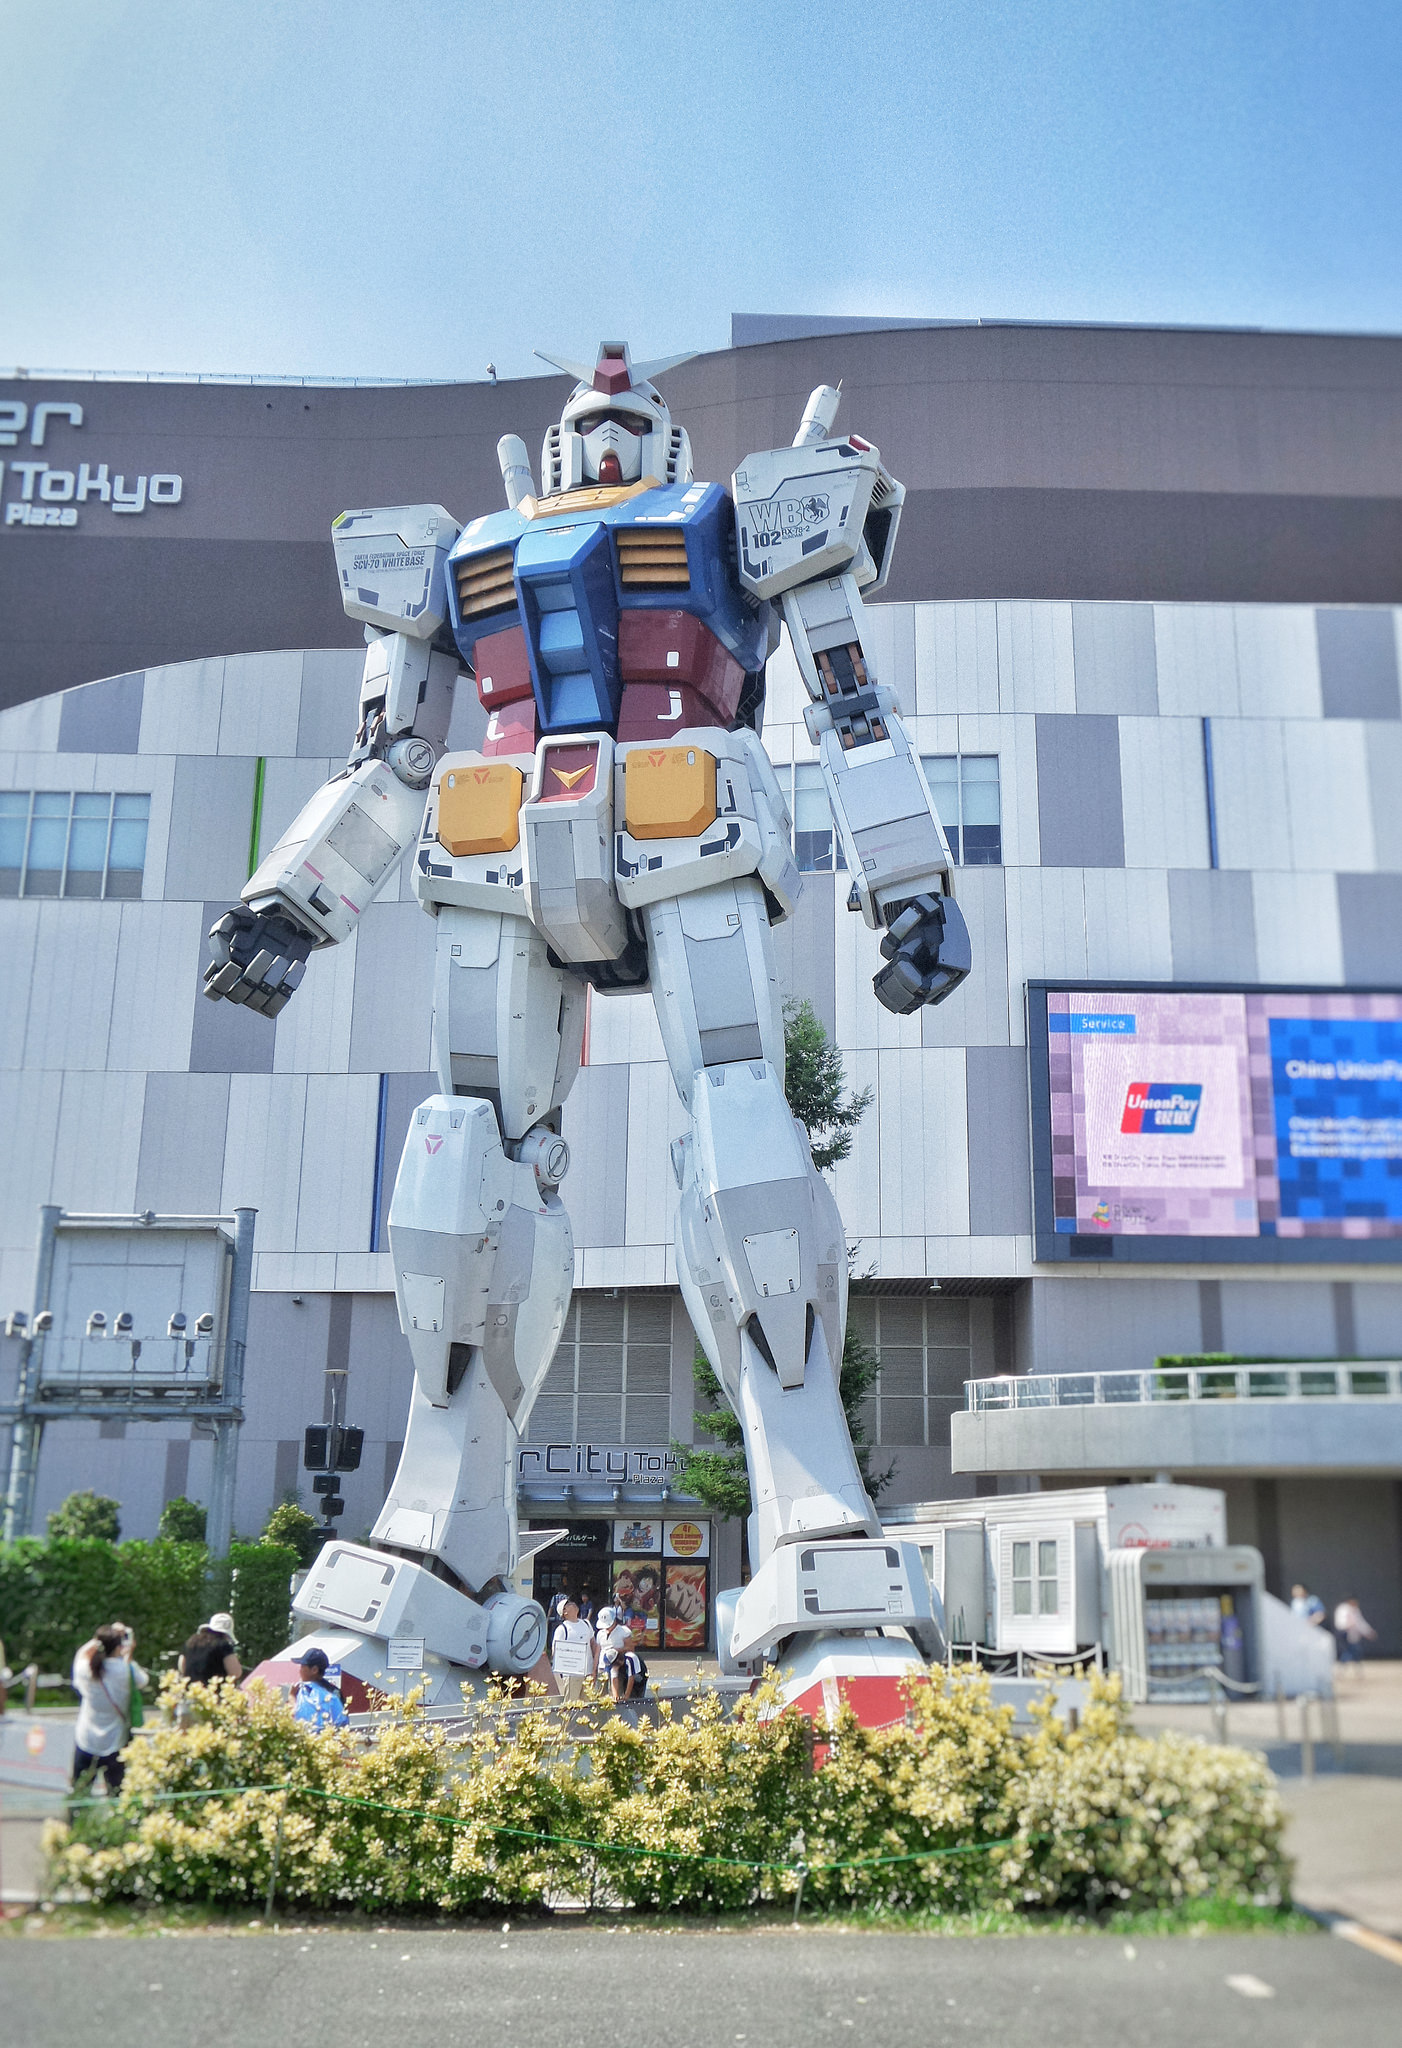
<box><xmin>291</xmin><ymin>905</ymin><xmax>583</xmax><ymax>1695</ymax></box>
<box><xmin>647</xmin><ymin>873</ymin><xmax>940</xmax><ymax>1676</ymax></box>
<box><xmin>656</xmin><ymin>878</ymin><xmax>877</xmax><ymax>1557</ymax></box>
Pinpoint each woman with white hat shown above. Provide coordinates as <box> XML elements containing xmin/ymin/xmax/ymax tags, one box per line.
<box><xmin>178</xmin><ymin>1611</ymin><xmax>243</xmax><ymax>1686</ymax></box>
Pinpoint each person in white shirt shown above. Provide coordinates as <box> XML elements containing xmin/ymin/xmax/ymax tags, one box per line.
<box><xmin>71</xmin><ymin>1623</ymin><xmax>148</xmax><ymax>1793</ymax></box>
<box><xmin>595</xmin><ymin>1606</ymin><xmax>630</xmax><ymax>1684</ymax></box>
<box><xmin>1333</xmin><ymin>1596</ymin><xmax>1378</xmax><ymax>1673</ymax></box>
<box><xmin>549</xmin><ymin>1597</ymin><xmax>596</xmax><ymax>1701</ymax></box>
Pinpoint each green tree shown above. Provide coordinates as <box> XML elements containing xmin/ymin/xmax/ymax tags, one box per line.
<box><xmin>46</xmin><ymin>1491</ymin><xmax>121</xmax><ymax>1543</ymax></box>
<box><xmin>780</xmin><ymin>997</ymin><xmax>873</xmax><ymax>1169</ymax></box>
<box><xmin>673</xmin><ymin>1001</ymin><xmax>892</xmax><ymax>1523</ymax></box>
<box><xmin>157</xmin><ymin>1495</ymin><xmax>207</xmax><ymax>1544</ymax></box>
<box><xmin>260</xmin><ymin>1499</ymin><xmax>326</xmax><ymax>1570</ymax></box>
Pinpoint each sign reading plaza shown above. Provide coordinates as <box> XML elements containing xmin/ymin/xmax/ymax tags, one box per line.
<box><xmin>1031</xmin><ymin>982</ymin><xmax>1402</xmax><ymax>1262</ymax></box>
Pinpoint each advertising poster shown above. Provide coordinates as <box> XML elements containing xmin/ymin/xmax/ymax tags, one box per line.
<box><xmin>1042</xmin><ymin>987</ymin><xmax>1402</xmax><ymax>1248</ymax></box>
<box><xmin>663</xmin><ymin>1519</ymin><xmax>710</xmax><ymax>1559</ymax></box>
<box><xmin>610</xmin><ymin>1560</ymin><xmax>662</xmax><ymax>1648</ymax></box>
<box><xmin>663</xmin><ymin>1562</ymin><xmax>709</xmax><ymax>1649</ymax></box>
<box><xmin>612</xmin><ymin>1518</ymin><xmax>662</xmax><ymax>1554</ymax></box>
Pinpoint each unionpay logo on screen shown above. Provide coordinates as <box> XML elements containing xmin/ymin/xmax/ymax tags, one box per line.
<box><xmin>1119</xmin><ymin>1083</ymin><xmax>1203</xmax><ymax>1135</ymax></box>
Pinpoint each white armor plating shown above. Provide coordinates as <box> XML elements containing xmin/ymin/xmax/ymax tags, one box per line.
<box><xmin>202</xmin><ymin>352</ymin><xmax>971</xmax><ymax>1695</ymax></box>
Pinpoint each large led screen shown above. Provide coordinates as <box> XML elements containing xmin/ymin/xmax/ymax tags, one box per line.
<box><xmin>1029</xmin><ymin>984</ymin><xmax>1402</xmax><ymax>1263</ymax></box>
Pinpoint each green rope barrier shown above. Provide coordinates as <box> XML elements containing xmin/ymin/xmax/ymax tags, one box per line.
<box><xmin>63</xmin><ymin>1779</ymin><xmax>1130</xmax><ymax>1877</ymax></box>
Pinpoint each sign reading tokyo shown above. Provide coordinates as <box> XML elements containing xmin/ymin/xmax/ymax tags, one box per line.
<box><xmin>0</xmin><ymin>401</ymin><xmax>183</xmax><ymax>529</ymax></box>
<box><xmin>1039</xmin><ymin>987</ymin><xmax>1402</xmax><ymax>1249</ymax></box>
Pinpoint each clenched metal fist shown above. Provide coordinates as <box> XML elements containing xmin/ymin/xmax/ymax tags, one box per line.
<box><xmin>202</xmin><ymin>905</ymin><xmax>317</xmax><ymax>1019</ymax></box>
<box><xmin>872</xmin><ymin>892</ymin><xmax>972</xmax><ymax>1014</ymax></box>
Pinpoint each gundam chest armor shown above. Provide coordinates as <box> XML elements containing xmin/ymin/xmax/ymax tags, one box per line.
<box><xmin>205</xmin><ymin>343</ymin><xmax>972</xmax><ymax>1716</ymax></box>
<box><xmin>417</xmin><ymin>470</ymin><xmax>787</xmax><ymax>992</ymax></box>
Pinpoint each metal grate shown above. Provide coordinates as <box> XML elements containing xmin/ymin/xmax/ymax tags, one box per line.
<box><xmin>454</xmin><ymin>546</ymin><xmax>517</xmax><ymax>619</ymax></box>
<box><xmin>849</xmin><ymin>1295</ymin><xmax>974</xmax><ymax>1449</ymax></box>
<box><xmin>527</xmin><ymin>1290</ymin><xmax>674</xmax><ymax>1444</ymax></box>
<box><xmin>616</xmin><ymin>530</ymin><xmax>690</xmax><ymax>589</ymax></box>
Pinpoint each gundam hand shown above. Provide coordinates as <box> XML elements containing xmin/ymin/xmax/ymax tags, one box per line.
<box><xmin>202</xmin><ymin>904</ymin><xmax>317</xmax><ymax>1018</ymax></box>
<box><xmin>872</xmin><ymin>893</ymin><xmax>972</xmax><ymax>1014</ymax></box>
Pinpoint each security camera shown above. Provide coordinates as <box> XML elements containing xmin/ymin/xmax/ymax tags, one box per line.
<box><xmin>167</xmin><ymin>1311</ymin><xmax>188</xmax><ymax>1337</ymax></box>
<box><xmin>86</xmin><ymin>1311</ymin><xmax>108</xmax><ymax>1337</ymax></box>
<box><xmin>4</xmin><ymin>1310</ymin><xmax>26</xmax><ymax>1339</ymax></box>
<box><xmin>114</xmin><ymin>1311</ymin><xmax>134</xmax><ymax>1337</ymax></box>
<box><xmin>194</xmin><ymin>1312</ymin><xmax>215</xmax><ymax>1337</ymax></box>
<box><xmin>33</xmin><ymin>1310</ymin><xmax>53</xmax><ymax>1334</ymax></box>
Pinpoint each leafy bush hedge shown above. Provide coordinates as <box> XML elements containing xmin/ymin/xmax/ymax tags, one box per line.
<box><xmin>0</xmin><ymin>1539</ymin><xmax>209</xmax><ymax>1675</ymax></box>
<box><xmin>0</xmin><ymin>1537</ymin><xmax>296</xmax><ymax>1676</ymax></box>
<box><xmin>46</xmin><ymin>1667</ymin><xmax>1290</xmax><ymax>1918</ymax></box>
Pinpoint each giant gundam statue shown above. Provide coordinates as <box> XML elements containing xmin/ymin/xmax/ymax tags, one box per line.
<box><xmin>204</xmin><ymin>344</ymin><xmax>970</xmax><ymax>1708</ymax></box>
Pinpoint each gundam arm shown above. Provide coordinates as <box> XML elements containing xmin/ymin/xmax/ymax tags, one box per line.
<box><xmin>732</xmin><ymin>394</ymin><xmax>972</xmax><ymax>1016</ymax></box>
<box><xmin>202</xmin><ymin>504</ymin><xmax>464</xmax><ymax>1016</ymax></box>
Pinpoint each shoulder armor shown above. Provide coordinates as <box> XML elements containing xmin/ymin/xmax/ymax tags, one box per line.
<box><xmin>331</xmin><ymin>504</ymin><xmax>462</xmax><ymax>639</ymax></box>
<box><xmin>731</xmin><ymin>440</ymin><xmax>904</xmax><ymax>599</ymax></box>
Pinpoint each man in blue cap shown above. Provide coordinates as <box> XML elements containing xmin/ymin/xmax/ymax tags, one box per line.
<box><xmin>291</xmin><ymin>1646</ymin><xmax>349</xmax><ymax>1731</ymax></box>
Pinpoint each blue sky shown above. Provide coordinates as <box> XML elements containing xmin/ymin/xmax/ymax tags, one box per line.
<box><xmin>3</xmin><ymin>0</ymin><xmax>1400</xmax><ymax>380</ymax></box>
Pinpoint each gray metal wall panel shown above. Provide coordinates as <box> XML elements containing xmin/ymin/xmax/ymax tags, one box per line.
<box><xmin>1316</xmin><ymin>608</ymin><xmax>1401</xmax><ymax>719</ymax></box>
<box><xmin>1027</xmin><ymin>1277</ymin><xmax>1202</xmax><ymax>1376</ymax></box>
<box><xmin>1071</xmin><ymin>604</ymin><xmax>1158</xmax><ymax>715</ymax></box>
<box><xmin>57</xmin><ymin>672</ymin><xmax>145</xmax><ymax>754</ymax></box>
<box><xmin>1337</xmin><ymin>873</ymin><xmax>1402</xmax><ymax>984</ymax></box>
<box><xmin>770</xmin><ymin>872</ymin><xmax>837</xmax><ymax>1035</ymax></box>
<box><xmin>375</xmin><ymin>1072</ymin><xmax>439</xmax><ymax>1249</ymax></box>
<box><xmin>1033</xmin><ymin>714</ymin><xmax>1125</xmax><ymax>867</ymax></box>
<box><xmin>134</xmin><ymin>1072</ymin><xmax>231</xmax><ymax>1212</ymax></box>
<box><xmin>965</xmin><ymin>1046</ymin><xmax>1032</xmax><ymax>1236</ymax></box>
<box><xmin>349</xmin><ymin>900</ymin><xmax>437</xmax><ymax>1073</ymax></box>
<box><xmin>296</xmin><ymin>649</ymin><xmax>362</xmax><ymax>757</ymax></box>
<box><xmin>1167</xmin><ymin>869</ymin><xmax>1258</xmax><ymax>981</ymax></box>
<box><xmin>561</xmin><ymin>1062</ymin><xmax>630</xmax><ymax>1251</ymax></box>
<box><xmin>188</xmin><ymin>901</ymin><xmax>276</xmax><ymax>1074</ymax></box>
<box><xmin>1220</xmin><ymin>1281</ymin><xmax>1335</xmax><ymax>1357</ymax></box>
<box><xmin>1366</xmin><ymin>724</ymin><xmax>1402</xmax><ymax>873</ymax></box>
<box><xmin>165</xmin><ymin>756</ymin><xmax>257</xmax><ymax>902</ymax></box>
<box><xmin>922</xmin><ymin>866</ymin><xmax>1010</xmax><ymax>1048</ymax></box>
<box><xmin>1352</xmin><ymin>1283</ymin><xmax>1402</xmax><ymax>1352</ymax></box>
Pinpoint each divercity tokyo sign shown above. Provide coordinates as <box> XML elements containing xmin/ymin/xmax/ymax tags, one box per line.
<box><xmin>516</xmin><ymin>1442</ymin><xmax>684</xmax><ymax>1489</ymax></box>
<box><xmin>0</xmin><ymin>400</ymin><xmax>183</xmax><ymax>528</ymax></box>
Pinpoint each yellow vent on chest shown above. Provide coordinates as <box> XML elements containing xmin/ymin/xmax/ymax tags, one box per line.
<box><xmin>617</xmin><ymin>529</ymin><xmax>690</xmax><ymax>589</ymax></box>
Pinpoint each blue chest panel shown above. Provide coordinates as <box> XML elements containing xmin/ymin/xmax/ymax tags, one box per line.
<box><xmin>445</xmin><ymin>482</ymin><xmax>773</xmax><ymax>735</ymax></box>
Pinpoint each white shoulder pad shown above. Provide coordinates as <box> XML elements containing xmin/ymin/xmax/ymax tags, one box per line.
<box><xmin>331</xmin><ymin>503</ymin><xmax>462</xmax><ymax>639</ymax></box>
<box><xmin>732</xmin><ymin>440</ymin><xmax>901</xmax><ymax>598</ymax></box>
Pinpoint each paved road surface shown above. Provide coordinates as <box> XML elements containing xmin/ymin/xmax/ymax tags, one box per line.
<box><xmin>3</xmin><ymin>1926</ymin><xmax>1399</xmax><ymax>2048</ymax></box>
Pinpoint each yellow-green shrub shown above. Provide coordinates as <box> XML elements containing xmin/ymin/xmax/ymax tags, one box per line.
<box><xmin>45</xmin><ymin>1667</ymin><xmax>1290</xmax><ymax>1917</ymax></box>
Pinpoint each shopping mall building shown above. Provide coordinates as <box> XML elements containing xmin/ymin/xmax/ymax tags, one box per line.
<box><xmin>3</xmin><ymin>314</ymin><xmax>1402</xmax><ymax>1652</ymax></box>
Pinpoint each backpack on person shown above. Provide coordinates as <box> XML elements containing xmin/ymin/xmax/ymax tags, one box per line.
<box><xmin>626</xmin><ymin>1650</ymin><xmax>648</xmax><ymax>1700</ymax></box>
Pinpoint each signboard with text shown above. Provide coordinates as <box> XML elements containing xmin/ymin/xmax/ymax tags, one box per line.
<box><xmin>1031</xmin><ymin>983</ymin><xmax>1402</xmax><ymax>1262</ymax></box>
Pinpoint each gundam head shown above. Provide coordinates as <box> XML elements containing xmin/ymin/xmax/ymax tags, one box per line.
<box><xmin>535</xmin><ymin>341</ymin><xmax>694</xmax><ymax>495</ymax></box>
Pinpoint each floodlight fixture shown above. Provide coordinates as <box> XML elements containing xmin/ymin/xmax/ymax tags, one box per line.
<box><xmin>86</xmin><ymin>1311</ymin><xmax>108</xmax><ymax>1337</ymax></box>
<box><xmin>4</xmin><ymin>1310</ymin><xmax>26</xmax><ymax>1339</ymax></box>
<box><xmin>167</xmin><ymin>1312</ymin><xmax>188</xmax><ymax>1337</ymax></box>
<box><xmin>33</xmin><ymin>1310</ymin><xmax>53</xmax><ymax>1334</ymax></box>
<box><xmin>194</xmin><ymin>1312</ymin><xmax>215</xmax><ymax>1337</ymax></box>
<box><xmin>114</xmin><ymin>1311</ymin><xmax>134</xmax><ymax>1337</ymax></box>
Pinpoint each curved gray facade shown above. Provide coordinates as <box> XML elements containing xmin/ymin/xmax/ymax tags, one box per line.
<box><xmin>5</xmin><ymin>321</ymin><xmax>1402</xmax><ymax>710</ymax></box>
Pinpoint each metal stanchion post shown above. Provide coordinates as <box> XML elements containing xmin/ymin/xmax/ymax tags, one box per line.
<box><xmin>1299</xmin><ymin>1696</ymin><xmax>1315</xmax><ymax>1782</ymax></box>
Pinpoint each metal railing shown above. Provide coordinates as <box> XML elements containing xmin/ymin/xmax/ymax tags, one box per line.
<box><xmin>966</xmin><ymin>1362</ymin><xmax>1402</xmax><ymax>1411</ymax></box>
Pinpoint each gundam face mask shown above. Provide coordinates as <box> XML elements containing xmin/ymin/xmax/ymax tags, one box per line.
<box><xmin>578</xmin><ymin>409</ymin><xmax>647</xmax><ymax>485</ymax></box>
